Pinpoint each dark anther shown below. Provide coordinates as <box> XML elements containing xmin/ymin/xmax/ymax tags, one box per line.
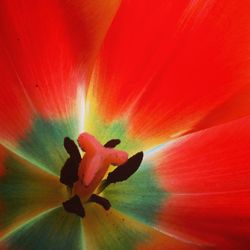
<box><xmin>88</xmin><ymin>194</ymin><xmax>111</xmax><ymax>210</ymax></box>
<box><xmin>63</xmin><ymin>195</ymin><xmax>85</xmax><ymax>218</ymax></box>
<box><xmin>60</xmin><ymin>137</ymin><xmax>81</xmax><ymax>188</ymax></box>
<box><xmin>104</xmin><ymin>139</ymin><xmax>121</xmax><ymax>148</ymax></box>
<box><xmin>98</xmin><ymin>151</ymin><xmax>144</xmax><ymax>193</ymax></box>
<box><xmin>60</xmin><ymin>136</ymin><xmax>144</xmax><ymax>218</ymax></box>
<box><xmin>64</xmin><ymin>137</ymin><xmax>81</xmax><ymax>162</ymax></box>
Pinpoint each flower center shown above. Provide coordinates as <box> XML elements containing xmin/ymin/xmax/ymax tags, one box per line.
<box><xmin>60</xmin><ymin>132</ymin><xmax>143</xmax><ymax>218</ymax></box>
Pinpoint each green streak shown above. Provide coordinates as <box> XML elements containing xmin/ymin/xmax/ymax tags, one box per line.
<box><xmin>0</xmin><ymin>142</ymin><xmax>57</xmax><ymax>176</ymax></box>
<box><xmin>0</xmin><ymin>156</ymin><xmax>62</xmax><ymax>232</ymax></box>
<box><xmin>0</xmin><ymin>206</ymin><xmax>60</xmax><ymax>241</ymax></box>
<box><xmin>18</xmin><ymin>116</ymin><xmax>78</xmax><ymax>175</ymax></box>
<box><xmin>103</xmin><ymin>162</ymin><xmax>168</xmax><ymax>226</ymax></box>
<box><xmin>83</xmin><ymin>206</ymin><xmax>148</xmax><ymax>250</ymax></box>
<box><xmin>1</xmin><ymin>207</ymin><xmax>83</xmax><ymax>250</ymax></box>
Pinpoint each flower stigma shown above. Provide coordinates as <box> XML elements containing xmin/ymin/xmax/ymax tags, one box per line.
<box><xmin>60</xmin><ymin>132</ymin><xmax>144</xmax><ymax>218</ymax></box>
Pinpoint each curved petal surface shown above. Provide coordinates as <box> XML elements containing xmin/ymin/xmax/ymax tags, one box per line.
<box><xmin>0</xmin><ymin>145</ymin><xmax>67</xmax><ymax>239</ymax></box>
<box><xmin>102</xmin><ymin>116</ymin><xmax>250</xmax><ymax>249</ymax></box>
<box><xmin>0</xmin><ymin>0</ymin><xmax>120</xmax><ymax>143</ymax></box>
<box><xmin>0</xmin><ymin>207</ymin><xmax>83</xmax><ymax>250</ymax></box>
<box><xmin>87</xmin><ymin>0</ymin><xmax>250</xmax><ymax>148</ymax></box>
<box><xmin>103</xmin><ymin>160</ymin><xmax>167</xmax><ymax>226</ymax></box>
<box><xmin>13</xmin><ymin>116</ymin><xmax>78</xmax><ymax>175</ymax></box>
<box><xmin>82</xmin><ymin>205</ymin><xmax>207</xmax><ymax>250</ymax></box>
<box><xmin>150</xmin><ymin>116</ymin><xmax>250</xmax><ymax>249</ymax></box>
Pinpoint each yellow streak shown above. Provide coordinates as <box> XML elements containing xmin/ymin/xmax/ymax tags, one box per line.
<box><xmin>77</xmin><ymin>84</ymin><xmax>86</xmax><ymax>135</ymax></box>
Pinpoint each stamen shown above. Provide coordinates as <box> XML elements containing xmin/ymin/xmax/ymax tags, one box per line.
<box><xmin>60</xmin><ymin>134</ymin><xmax>144</xmax><ymax>218</ymax></box>
<box><xmin>104</xmin><ymin>139</ymin><xmax>121</xmax><ymax>148</ymax></box>
<box><xmin>77</xmin><ymin>132</ymin><xmax>128</xmax><ymax>187</ymax></box>
<box><xmin>64</xmin><ymin>137</ymin><xmax>81</xmax><ymax>162</ymax></box>
<box><xmin>60</xmin><ymin>137</ymin><xmax>81</xmax><ymax>188</ymax></box>
<box><xmin>88</xmin><ymin>194</ymin><xmax>111</xmax><ymax>210</ymax></box>
<box><xmin>107</xmin><ymin>151</ymin><xmax>143</xmax><ymax>183</ymax></box>
<box><xmin>62</xmin><ymin>195</ymin><xmax>85</xmax><ymax>218</ymax></box>
<box><xmin>97</xmin><ymin>152</ymin><xmax>144</xmax><ymax>193</ymax></box>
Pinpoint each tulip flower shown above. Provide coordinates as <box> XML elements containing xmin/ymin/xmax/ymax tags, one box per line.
<box><xmin>1</xmin><ymin>0</ymin><xmax>250</xmax><ymax>249</ymax></box>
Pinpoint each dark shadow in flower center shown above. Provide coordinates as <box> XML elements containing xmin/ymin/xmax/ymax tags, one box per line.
<box><xmin>60</xmin><ymin>136</ymin><xmax>143</xmax><ymax>218</ymax></box>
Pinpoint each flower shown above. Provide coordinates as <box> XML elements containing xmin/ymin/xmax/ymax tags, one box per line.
<box><xmin>1</xmin><ymin>0</ymin><xmax>250</xmax><ymax>249</ymax></box>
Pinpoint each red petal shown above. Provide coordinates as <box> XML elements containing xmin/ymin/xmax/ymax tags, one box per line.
<box><xmin>0</xmin><ymin>44</ymin><xmax>32</xmax><ymax>142</ymax></box>
<box><xmin>188</xmin><ymin>84</ymin><xmax>250</xmax><ymax>133</ymax></box>
<box><xmin>151</xmin><ymin>116</ymin><xmax>250</xmax><ymax>248</ymax></box>
<box><xmin>155</xmin><ymin>116</ymin><xmax>250</xmax><ymax>193</ymax></box>
<box><xmin>159</xmin><ymin>192</ymin><xmax>250</xmax><ymax>249</ymax></box>
<box><xmin>89</xmin><ymin>0</ymin><xmax>250</xmax><ymax>146</ymax></box>
<box><xmin>0</xmin><ymin>0</ymin><xmax>120</xmax><ymax>141</ymax></box>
